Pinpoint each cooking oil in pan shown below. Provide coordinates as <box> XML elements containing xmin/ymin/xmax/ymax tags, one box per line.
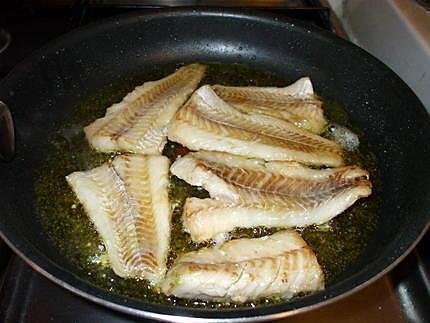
<box><xmin>34</xmin><ymin>63</ymin><xmax>379</xmax><ymax>308</ymax></box>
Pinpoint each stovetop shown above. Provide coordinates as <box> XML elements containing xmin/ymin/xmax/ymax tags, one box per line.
<box><xmin>0</xmin><ymin>1</ymin><xmax>429</xmax><ymax>322</ymax></box>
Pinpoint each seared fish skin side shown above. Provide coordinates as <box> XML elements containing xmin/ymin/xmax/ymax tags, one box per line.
<box><xmin>85</xmin><ymin>64</ymin><xmax>206</xmax><ymax>154</ymax></box>
<box><xmin>171</xmin><ymin>151</ymin><xmax>371</xmax><ymax>242</ymax></box>
<box><xmin>212</xmin><ymin>77</ymin><xmax>327</xmax><ymax>134</ymax></box>
<box><xmin>162</xmin><ymin>230</ymin><xmax>324</xmax><ymax>302</ymax></box>
<box><xmin>66</xmin><ymin>154</ymin><xmax>171</xmax><ymax>284</ymax></box>
<box><xmin>168</xmin><ymin>85</ymin><xmax>342</xmax><ymax>167</ymax></box>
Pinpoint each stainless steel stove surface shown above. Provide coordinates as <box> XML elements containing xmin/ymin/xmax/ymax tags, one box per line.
<box><xmin>0</xmin><ymin>1</ymin><xmax>428</xmax><ymax>322</ymax></box>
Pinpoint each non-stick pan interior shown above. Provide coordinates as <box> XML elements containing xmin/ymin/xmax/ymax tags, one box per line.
<box><xmin>0</xmin><ymin>9</ymin><xmax>429</xmax><ymax>320</ymax></box>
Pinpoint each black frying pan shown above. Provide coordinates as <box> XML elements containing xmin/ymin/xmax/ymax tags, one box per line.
<box><xmin>0</xmin><ymin>8</ymin><xmax>429</xmax><ymax>322</ymax></box>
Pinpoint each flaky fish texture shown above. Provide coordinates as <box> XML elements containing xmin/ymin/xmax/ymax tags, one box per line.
<box><xmin>162</xmin><ymin>230</ymin><xmax>324</xmax><ymax>302</ymax></box>
<box><xmin>66</xmin><ymin>154</ymin><xmax>171</xmax><ymax>284</ymax></box>
<box><xmin>212</xmin><ymin>77</ymin><xmax>327</xmax><ymax>134</ymax></box>
<box><xmin>171</xmin><ymin>151</ymin><xmax>372</xmax><ymax>242</ymax></box>
<box><xmin>168</xmin><ymin>85</ymin><xmax>342</xmax><ymax>167</ymax></box>
<box><xmin>84</xmin><ymin>64</ymin><xmax>206</xmax><ymax>154</ymax></box>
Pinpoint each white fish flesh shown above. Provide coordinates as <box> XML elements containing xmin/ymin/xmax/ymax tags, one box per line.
<box><xmin>168</xmin><ymin>85</ymin><xmax>342</xmax><ymax>167</ymax></box>
<box><xmin>171</xmin><ymin>151</ymin><xmax>371</xmax><ymax>242</ymax></box>
<box><xmin>162</xmin><ymin>230</ymin><xmax>324</xmax><ymax>302</ymax></box>
<box><xmin>66</xmin><ymin>154</ymin><xmax>171</xmax><ymax>284</ymax></box>
<box><xmin>212</xmin><ymin>77</ymin><xmax>327</xmax><ymax>133</ymax></box>
<box><xmin>85</xmin><ymin>63</ymin><xmax>206</xmax><ymax>154</ymax></box>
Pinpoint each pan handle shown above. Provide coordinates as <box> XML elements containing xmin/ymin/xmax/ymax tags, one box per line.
<box><xmin>0</xmin><ymin>101</ymin><xmax>15</xmax><ymax>161</ymax></box>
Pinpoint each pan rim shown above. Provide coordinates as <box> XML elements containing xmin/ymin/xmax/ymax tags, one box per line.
<box><xmin>0</xmin><ymin>7</ymin><xmax>429</xmax><ymax>321</ymax></box>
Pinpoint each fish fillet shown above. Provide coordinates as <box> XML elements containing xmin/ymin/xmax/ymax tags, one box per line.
<box><xmin>66</xmin><ymin>154</ymin><xmax>171</xmax><ymax>284</ymax></box>
<box><xmin>84</xmin><ymin>63</ymin><xmax>206</xmax><ymax>154</ymax></box>
<box><xmin>170</xmin><ymin>151</ymin><xmax>371</xmax><ymax>242</ymax></box>
<box><xmin>168</xmin><ymin>85</ymin><xmax>342</xmax><ymax>167</ymax></box>
<box><xmin>212</xmin><ymin>77</ymin><xmax>327</xmax><ymax>133</ymax></box>
<box><xmin>162</xmin><ymin>230</ymin><xmax>324</xmax><ymax>302</ymax></box>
